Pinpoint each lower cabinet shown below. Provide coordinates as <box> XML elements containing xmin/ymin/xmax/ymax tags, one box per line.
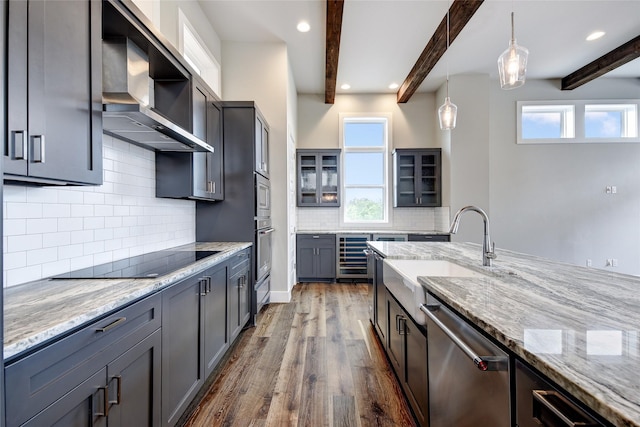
<box><xmin>386</xmin><ymin>292</ymin><xmax>429</xmax><ymax>427</ymax></box>
<box><xmin>296</xmin><ymin>234</ymin><xmax>336</xmax><ymax>282</ymax></box>
<box><xmin>5</xmin><ymin>294</ymin><xmax>162</xmax><ymax>427</ymax></box>
<box><xmin>228</xmin><ymin>249</ymin><xmax>251</xmax><ymax>341</ymax></box>
<box><xmin>161</xmin><ymin>261</ymin><xmax>229</xmax><ymax>427</ymax></box>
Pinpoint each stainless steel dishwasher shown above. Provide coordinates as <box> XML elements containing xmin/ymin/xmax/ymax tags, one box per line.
<box><xmin>420</xmin><ymin>294</ymin><xmax>511</xmax><ymax>427</ymax></box>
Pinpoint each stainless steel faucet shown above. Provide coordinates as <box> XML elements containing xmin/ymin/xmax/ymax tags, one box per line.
<box><xmin>449</xmin><ymin>206</ymin><xmax>497</xmax><ymax>266</ymax></box>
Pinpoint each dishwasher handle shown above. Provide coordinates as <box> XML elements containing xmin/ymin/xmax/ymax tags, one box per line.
<box><xmin>420</xmin><ymin>304</ymin><xmax>507</xmax><ymax>372</ymax></box>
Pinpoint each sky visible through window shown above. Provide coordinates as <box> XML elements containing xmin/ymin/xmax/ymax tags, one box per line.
<box><xmin>343</xmin><ymin>120</ymin><xmax>387</xmax><ymax>222</ymax></box>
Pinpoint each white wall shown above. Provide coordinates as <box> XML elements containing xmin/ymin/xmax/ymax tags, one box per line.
<box><xmin>2</xmin><ymin>135</ymin><xmax>196</xmax><ymax>287</ymax></box>
<box><xmin>441</xmin><ymin>75</ymin><xmax>640</xmax><ymax>274</ymax></box>
<box><xmin>221</xmin><ymin>41</ymin><xmax>293</xmax><ymax>302</ymax></box>
<box><xmin>296</xmin><ymin>92</ymin><xmax>450</xmax><ymax>232</ymax></box>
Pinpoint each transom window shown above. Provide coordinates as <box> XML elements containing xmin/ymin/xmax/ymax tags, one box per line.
<box><xmin>341</xmin><ymin>115</ymin><xmax>390</xmax><ymax>224</ymax></box>
<box><xmin>517</xmin><ymin>100</ymin><xmax>640</xmax><ymax>144</ymax></box>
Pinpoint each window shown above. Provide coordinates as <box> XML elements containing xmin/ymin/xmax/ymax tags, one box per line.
<box><xmin>341</xmin><ymin>115</ymin><xmax>390</xmax><ymax>224</ymax></box>
<box><xmin>517</xmin><ymin>100</ymin><xmax>640</xmax><ymax>144</ymax></box>
<box><xmin>585</xmin><ymin>104</ymin><xmax>638</xmax><ymax>139</ymax></box>
<box><xmin>178</xmin><ymin>10</ymin><xmax>221</xmax><ymax>97</ymax></box>
<box><xmin>520</xmin><ymin>104</ymin><xmax>575</xmax><ymax>140</ymax></box>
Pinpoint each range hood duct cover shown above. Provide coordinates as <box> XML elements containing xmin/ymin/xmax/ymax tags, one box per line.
<box><xmin>102</xmin><ymin>38</ymin><xmax>212</xmax><ymax>153</ymax></box>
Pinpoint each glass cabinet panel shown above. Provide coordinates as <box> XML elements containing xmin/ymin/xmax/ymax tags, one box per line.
<box><xmin>297</xmin><ymin>149</ymin><xmax>341</xmax><ymax>207</ymax></box>
<box><xmin>393</xmin><ymin>149</ymin><xmax>441</xmax><ymax>207</ymax></box>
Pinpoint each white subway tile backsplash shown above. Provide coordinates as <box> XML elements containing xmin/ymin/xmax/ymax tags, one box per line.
<box><xmin>42</xmin><ymin>232</ymin><xmax>72</xmax><ymax>248</ymax></box>
<box><xmin>3</xmin><ymin>137</ymin><xmax>196</xmax><ymax>287</ymax></box>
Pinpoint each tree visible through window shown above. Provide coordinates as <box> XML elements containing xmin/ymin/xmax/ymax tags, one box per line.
<box><xmin>342</xmin><ymin>117</ymin><xmax>388</xmax><ymax>223</ymax></box>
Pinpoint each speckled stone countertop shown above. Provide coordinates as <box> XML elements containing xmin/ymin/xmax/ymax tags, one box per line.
<box><xmin>4</xmin><ymin>242</ymin><xmax>251</xmax><ymax>361</ymax></box>
<box><xmin>296</xmin><ymin>230</ymin><xmax>449</xmax><ymax>235</ymax></box>
<box><xmin>368</xmin><ymin>241</ymin><xmax>640</xmax><ymax>427</ymax></box>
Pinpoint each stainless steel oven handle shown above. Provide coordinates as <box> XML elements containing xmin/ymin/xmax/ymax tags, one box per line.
<box><xmin>420</xmin><ymin>304</ymin><xmax>506</xmax><ymax>371</ymax></box>
<box><xmin>259</xmin><ymin>228</ymin><xmax>275</xmax><ymax>235</ymax></box>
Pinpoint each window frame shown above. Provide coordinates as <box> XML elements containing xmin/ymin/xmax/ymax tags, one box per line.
<box><xmin>517</xmin><ymin>99</ymin><xmax>640</xmax><ymax>144</ymax></box>
<box><xmin>339</xmin><ymin>113</ymin><xmax>392</xmax><ymax>226</ymax></box>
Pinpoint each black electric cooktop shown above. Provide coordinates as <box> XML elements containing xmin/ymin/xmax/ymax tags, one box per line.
<box><xmin>52</xmin><ymin>250</ymin><xmax>221</xmax><ymax>279</ymax></box>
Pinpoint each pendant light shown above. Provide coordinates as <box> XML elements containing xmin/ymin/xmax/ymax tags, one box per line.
<box><xmin>438</xmin><ymin>1</ymin><xmax>457</xmax><ymax>130</ymax></box>
<box><xmin>497</xmin><ymin>11</ymin><xmax>529</xmax><ymax>89</ymax></box>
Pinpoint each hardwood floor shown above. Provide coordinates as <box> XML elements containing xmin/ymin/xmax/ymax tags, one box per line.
<box><xmin>183</xmin><ymin>282</ymin><xmax>417</xmax><ymax>427</ymax></box>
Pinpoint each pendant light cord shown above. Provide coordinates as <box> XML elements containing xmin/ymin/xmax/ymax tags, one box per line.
<box><xmin>445</xmin><ymin>0</ymin><xmax>450</xmax><ymax>97</ymax></box>
<box><xmin>511</xmin><ymin>11</ymin><xmax>515</xmax><ymax>42</ymax></box>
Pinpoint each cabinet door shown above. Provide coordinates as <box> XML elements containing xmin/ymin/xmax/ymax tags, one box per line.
<box><xmin>162</xmin><ymin>276</ymin><xmax>204</xmax><ymax>427</ymax></box>
<box><xmin>319</xmin><ymin>153</ymin><xmax>340</xmax><ymax>206</ymax></box>
<box><xmin>316</xmin><ymin>246</ymin><xmax>336</xmax><ymax>279</ymax></box>
<box><xmin>107</xmin><ymin>329</ymin><xmax>161</xmax><ymax>427</ymax></box>
<box><xmin>6</xmin><ymin>0</ymin><xmax>102</xmax><ymax>184</ymax></box>
<box><xmin>22</xmin><ymin>368</ymin><xmax>108</xmax><ymax>427</ymax></box>
<box><xmin>386</xmin><ymin>294</ymin><xmax>404</xmax><ymax>375</ymax></box>
<box><xmin>206</xmin><ymin>101</ymin><xmax>224</xmax><ymax>199</ymax></box>
<box><xmin>394</xmin><ymin>153</ymin><xmax>418</xmax><ymax>206</ymax></box>
<box><xmin>405</xmin><ymin>320</ymin><xmax>429</xmax><ymax>427</ymax></box>
<box><xmin>298</xmin><ymin>153</ymin><xmax>319</xmax><ymax>205</ymax></box>
<box><xmin>255</xmin><ymin>114</ymin><xmax>269</xmax><ymax>178</ymax></box>
<box><xmin>374</xmin><ymin>256</ymin><xmax>387</xmax><ymax>343</ymax></box>
<box><xmin>416</xmin><ymin>151</ymin><xmax>441</xmax><ymax>206</ymax></box>
<box><xmin>192</xmin><ymin>86</ymin><xmax>210</xmax><ymax>199</ymax></box>
<box><xmin>203</xmin><ymin>265</ymin><xmax>228</xmax><ymax>377</ymax></box>
<box><xmin>297</xmin><ymin>246</ymin><xmax>316</xmax><ymax>279</ymax></box>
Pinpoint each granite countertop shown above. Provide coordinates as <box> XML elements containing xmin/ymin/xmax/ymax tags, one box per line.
<box><xmin>3</xmin><ymin>241</ymin><xmax>251</xmax><ymax>361</ymax></box>
<box><xmin>368</xmin><ymin>241</ymin><xmax>640</xmax><ymax>427</ymax></box>
<box><xmin>297</xmin><ymin>230</ymin><xmax>449</xmax><ymax>235</ymax></box>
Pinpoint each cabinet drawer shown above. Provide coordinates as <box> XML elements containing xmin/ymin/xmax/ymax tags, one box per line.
<box><xmin>297</xmin><ymin>234</ymin><xmax>336</xmax><ymax>248</ymax></box>
<box><xmin>229</xmin><ymin>249</ymin><xmax>251</xmax><ymax>277</ymax></box>
<box><xmin>5</xmin><ymin>293</ymin><xmax>162</xmax><ymax>427</ymax></box>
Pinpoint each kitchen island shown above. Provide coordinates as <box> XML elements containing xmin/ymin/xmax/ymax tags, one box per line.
<box><xmin>369</xmin><ymin>241</ymin><xmax>640</xmax><ymax>427</ymax></box>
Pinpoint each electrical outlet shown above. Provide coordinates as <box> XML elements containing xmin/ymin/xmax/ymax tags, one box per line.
<box><xmin>606</xmin><ymin>259</ymin><xmax>613</xmax><ymax>267</ymax></box>
<box><xmin>606</xmin><ymin>185</ymin><xmax>618</xmax><ymax>194</ymax></box>
<box><xmin>586</xmin><ymin>259</ymin><xmax>592</xmax><ymax>267</ymax></box>
<box><xmin>606</xmin><ymin>186</ymin><xmax>612</xmax><ymax>194</ymax></box>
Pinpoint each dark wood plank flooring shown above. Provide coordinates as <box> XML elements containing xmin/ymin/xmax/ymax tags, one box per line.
<box><xmin>183</xmin><ymin>282</ymin><xmax>416</xmax><ymax>427</ymax></box>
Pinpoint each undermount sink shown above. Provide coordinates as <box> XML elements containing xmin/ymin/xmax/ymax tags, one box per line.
<box><xmin>382</xmin><ymin>259</ymin><xmax>485</xmax><ymax>325</ymax></box>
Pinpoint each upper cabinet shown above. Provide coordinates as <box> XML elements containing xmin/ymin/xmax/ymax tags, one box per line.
<box><xmin>4</xmin><ymin>0</ymin><xmax>103</xmax><ymax>185</ymax></box>
<box><xmin>255</xmin><ymin>113</ymin><xmax>270</xmax><ymax>178</ymax></box>
<box><xmin>156</xmin><ymin>76</ymin><xmax>224</xmax><ymax>201</ymax></box>
<box><xmin>297</xmin><ymin>149</ymin><xmax>341</xmax><ymax>207</ymax></box>
<box><xmin>393</xmin><ymin>148</ymin><xmax>442</xmax><ymax>207</ymax></box>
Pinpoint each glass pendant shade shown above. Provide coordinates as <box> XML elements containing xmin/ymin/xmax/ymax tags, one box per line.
<box><xmin>438</xmin><ymin>96</ymin><xmax>457</xmax><ymax>130</ymax></box>
<box><xmin>498</xmin><ymin>12</ymin><xmax>528</xmax><ymax>90</ymax></box>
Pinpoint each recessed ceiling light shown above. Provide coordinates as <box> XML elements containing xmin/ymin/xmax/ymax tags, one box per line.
<box><xmin>586</xmin><ymin>31</ymin><xmax>605</xmax><ymax>41</ymax></box>
<box><xmin>389</xmin><ymin>83</ymin><xmax>399</xmax><ymax>89</ymax></box>
<box><xmin>297</xmin><ymin>21</ymin><xmax>311</xmax><ymax>33</ymax></box>
<box><xmin>341</xmin><ymin>83</ymin><xmax>351</xmax><ymax>90</ymax></box>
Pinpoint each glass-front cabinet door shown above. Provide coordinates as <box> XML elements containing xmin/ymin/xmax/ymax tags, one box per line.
<box><xmin>297</xmin><ymin>149</ymin><xmax>341</xmax><ymax>207</ymax></box>
<box><xmin>393</xmin><ymin>148</ymin><xmax>441</xmax><ymax>207</ymax></box>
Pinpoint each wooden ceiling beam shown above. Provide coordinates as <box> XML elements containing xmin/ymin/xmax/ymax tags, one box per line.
<box><xmin>397</xmin><ymin>0</ymin><xmax>484</xmax><ymax>103</ymax></box>
<box><xmin>325</xmin><ymin>0</ymin><xmax>344</xmax><ymax>104</ymax></box>
<box><xmin>562</xmin><ymin>35</ymin><xmax>640</xmax><ymax>90</ymax></box>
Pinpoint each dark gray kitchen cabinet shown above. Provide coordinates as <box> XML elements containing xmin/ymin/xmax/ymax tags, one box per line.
<box><xmin>296</xmin><ymin>234</ymin><xmax>336</xmax><ymax>282</ymax></box>
<box><xmin>228</xmin><ymin>249</ymin><xmax>251</xmax><ymax>341</ymax></box>
<box><xmin>393</xmin><ymin>149</ymin><xmax>441</xmax><ymax>207</ymax></box>
<box><xmin>4</xmin><ymin>0</ymin><xmax>102</xmax><ymax>185</ymax></box>
<box><xmin>156</xmin><ymin>76</ymin><xmax>224</xmax><ymax>201</ymax></box>
<box><xmin>386</xmin><ymin>291</ymin><xmax>429</xmax><ymax>427</ymax></box>
<box><xmin>161</xmin><ymin>274</ymin><xmax>204</xmax><ymax>427</ymax></box>
<box><xmin>255</xmin><ymin>113</ymin><xmax>270</xmax><ymax>178</ymax></box>
<box><xmin>297</xmin><ymin>149</ymin><xmax>340</xmax><ymax>207</ymax></box>
<box><xmin>161</xmin><ymin>261</ymin><xmax>230</xmax><ymax>427</ymax></box>
<box><xmin>5</xmin><ymin>294</ymin><xmax>162</xmax><ymax>427</ymax></box>
<box><xmin>374</xmin><ymin>253</ymin><xmax>387</xmax><ymax>343</ymax></box>
<box><xmin>203</xmin><ymin>264</ymin><xmax>229</xmax><ymax>378</ymax></box>
<box><xmin>407</xmin><ymin>234</ymin><xmax>450</xmax><ymax>242</ymax></box>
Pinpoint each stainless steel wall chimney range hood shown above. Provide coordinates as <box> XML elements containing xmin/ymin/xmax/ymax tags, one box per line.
<box><xmin>102</xmin><ymin>38</ymin><xmax>213</xmax><ymax>153</ymax></box>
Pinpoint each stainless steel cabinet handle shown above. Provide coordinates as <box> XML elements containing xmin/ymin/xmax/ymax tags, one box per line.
<box><xmin>11</xmin><ymin>130</ymin><xmax>27</xmax><ymax>160</ymax></box>
<box><xmin>532</xmin><ymin>390</ymin><xmax>598</xmax><ymax>427</ymax></box>
<box><xmin>259</xmin><ymin>228</ymin><xmax>275</xmax><ymax>235</ymax></box>
<box><xmin>199</xmin><ymin>280</ymin><xmax>207</xmax><ymax>296</ymax></box>
<box><xmin>109</xmin><ymin>375</ymin><xmax>122</xmax><ymax>406</ymax></box>
<box><xmin>203</xmin><ymin>276</ymin><xmax>212</xmax><ymax>293</ymax></box>
<box><xmin>31</xmin><ymin>135</ymin><xmax>45</xmax><ymax>163</ymax></box>
<box><xmin>420</xmin><ymin>304</ymin><xmax>507</xmax><ymax>371</ymax></box>
<box><xmin>312</xmin><ymin>235</ymin><xmax>320</xmax><ymax>239</ymax></box>
<box><xmin>398</xmin><ymin>316</ymin><xmax>407</xmax><ymax>335</ymax></box>
<box><xmin>94</xmin><ymin>386</ymin><xmax>109</xmax><ymax>417</ymax></box>
<box><xmin>96</xmin><ymin>317</ymin><xmax>126</xmax><ymax>333</ymax></box>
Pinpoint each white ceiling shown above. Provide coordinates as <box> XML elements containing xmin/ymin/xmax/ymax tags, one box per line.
<box><xmin>199</xmin><ymin>0</ymin><xmax>640</xmax><ymax>96</ymax></box>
